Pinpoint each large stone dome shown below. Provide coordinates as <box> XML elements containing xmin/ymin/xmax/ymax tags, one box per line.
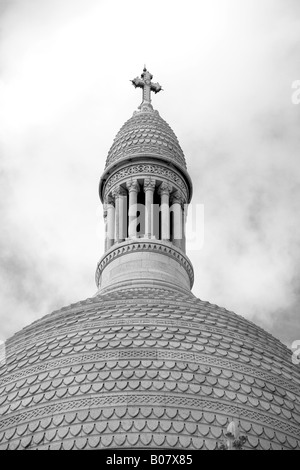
<box><xmin>1</xmin><ymin>68</ymin><xmax>299</xmax><ymax>452</ymax></box>
<box><xmin>0</xmin><ymin>287</ymin><xmax>299</xmax><ymax>450</ymax></box>
<box><xmin>105</xmin><ymin>109</ymin><xmax>187</xmax><ymax>171</ymax></box>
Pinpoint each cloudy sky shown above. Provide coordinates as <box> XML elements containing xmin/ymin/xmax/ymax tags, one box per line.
<box><xmin>0</xmin><ymin>0</ymin><xmax>299</xmax><ymax>347</ymax></box>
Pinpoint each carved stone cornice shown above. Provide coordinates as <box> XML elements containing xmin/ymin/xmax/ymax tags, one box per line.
<box><xmin>103</xmin><ymin>163</ymin><xmax>189</xmax><ymax>202</ymax></box>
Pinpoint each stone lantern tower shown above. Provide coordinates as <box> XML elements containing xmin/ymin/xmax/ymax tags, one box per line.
<box><xmin>0</xmin><ymin>68</ymin><xmax>299</xmax><ymax>451</ymax></box>
<box><xmin>96</xmin><ymin>67</ymin><xmax>193</xmax><ymax>296</ymax></box>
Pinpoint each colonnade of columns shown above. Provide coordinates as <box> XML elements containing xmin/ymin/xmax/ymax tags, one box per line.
<box><xmin>104</xmin><ymin>179</ymin><xmax>186</xmax><ymax>252</ymax></box>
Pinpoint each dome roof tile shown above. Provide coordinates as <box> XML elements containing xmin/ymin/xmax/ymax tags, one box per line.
<box><xmin>204</xmin><ymin>439</ymin><xmax>218</xmax><ymax>450</ymax></box>
<box><xmin>44</xmin><ymin>429</ymin><xmax>57</xmax><ymax>442</ymax></box>
<box><xmin>33</xmin><ymin>432</ymin><xmax>45</xmax><ymax>446</ymax></box>
<box><xmin>259</xmin><ymin>438</ymin><xmax>272</xmax><ymax>450</ymax></box>
<box><xmin>62</xmin><ymin>439</ymin><xmax>75</xmax><ymax>450</ymax></box>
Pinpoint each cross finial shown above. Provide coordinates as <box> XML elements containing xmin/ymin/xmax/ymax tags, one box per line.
<box><xmin>131</xmin><ymin>67</ymin><xmax>163</xmax><ymax>110</ymax></box>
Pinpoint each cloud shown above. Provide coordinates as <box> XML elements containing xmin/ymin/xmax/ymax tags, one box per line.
<box><xmin>0</xmin><ymin>0</ymin><xmax>299</xmax><ymax>346</ymax></box>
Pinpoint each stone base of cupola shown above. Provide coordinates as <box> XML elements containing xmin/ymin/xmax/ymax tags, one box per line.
<box><xmin>95</xmin><ymin>239</ymin><xmax>194</xmax><ymax>295</ymax></box>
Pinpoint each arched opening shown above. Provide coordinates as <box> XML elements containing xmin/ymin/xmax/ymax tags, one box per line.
<box><xmin>153</xmin><ymin>189</ymin><xmax>161</xmax><ymax>240</ymax></box>
<box><xmin>170</xmin><ymin>209</ymin><xmax>174</xmax><ymax>243</ymax></box>
<box><xmin>137</xmin><ymin>187</ymin><xmax>145</xmax><ymax>237</ymax></box>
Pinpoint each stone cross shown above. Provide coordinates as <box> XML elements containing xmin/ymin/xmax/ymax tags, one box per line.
<box><xmin>131</xmin><ymin>66</ymin><xmax>162</xmax><ymax>107</ymax></box>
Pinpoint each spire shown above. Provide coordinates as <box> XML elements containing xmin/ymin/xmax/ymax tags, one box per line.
<box><xmin>131</xmin><ymin>66</ymin><xmax>163</xmax><ymax>111</ymax></box>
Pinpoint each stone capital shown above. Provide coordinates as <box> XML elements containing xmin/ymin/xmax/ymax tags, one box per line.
<box><xmin>126</xmin><ymin>179</ymin><xmax>140</xmax><ymax>193</ymax></box>
<box><xmin>171</xmin><ymin>191</ymin><xmax>185</xmax><ymax>206</ymax></box>
<box><xmin>158</xmin><ymin>182</ymin><xmax>172</xmax><ymax>196</ymax></box>
<box><xmin>105</xmin><ymin>195</ymin><xmax>115</xmax><ymax>207</ymax></box>
<box><xmin>112</xmin><ymin>186</ymin><xmax>127</xmax><ymax>198</ymax></box>
<box><xmin>143</xmin><ymin>177</ymin><xmax>156</xmax><ymax>192</ymax></box>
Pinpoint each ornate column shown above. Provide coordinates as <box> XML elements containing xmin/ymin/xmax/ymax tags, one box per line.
<box><xmin>113</xmin><ymin>186</ymin><xmax>127</xmax><ymax>243</ymax></box>
<box><xmin>144</xmin><ymin>178</ymin><xmax>156</xmax><ymax>238</ymax></box>
<box><xmin>126</xmin><ymin>179</ymin><xmax>140</xmax><ymax>239</ymax></box>
<box><xmin>170</xmin><ymin>191</ymin><xmax>185</xmax><ymax>250</ymax></box>
<box><xmin>158</xmin><ymin>182</ymin><xmax>172</xmax><ymax>241</ymax></box>
<box><xmin>106</xmin><ymin>195</ymin><xmax>115</xmax><ymax>250</ymax></box>
<box><xmin>182</xmin><ymin>203</ymin><xmax>187</xmax><ymax>253</ymax></box>
<box><xmin>103</xmin><ymin>204</ymin><xmax>108</xmax><ymax>251</ymax></box>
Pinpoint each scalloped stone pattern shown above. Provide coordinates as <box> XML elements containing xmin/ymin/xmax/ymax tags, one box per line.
<box><xmin>105</xmin><ymin>111</ymin><xmax>187</xmax><ymax>170</ymax></box>
<box><xmin>0</xmin><ymin>288</ymin><xmax>300</xmax><ymax>450</ymax></box>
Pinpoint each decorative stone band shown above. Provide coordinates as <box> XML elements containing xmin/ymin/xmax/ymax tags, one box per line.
<box><xmin>102</xmin><ymin>162</ymin><xmax>190</xmax><ymax>203</ymax></box>
<box><xmin>1</xmin><ymin>346</ymin><xmax>300</xmax><ymax>399</ymax></box>
<box><xmin>95</xmin><ymin>239</ymin><xmax>194</xmax><ymax>291</ymax></box>
<box><xmin>0</xmin><ymin>392</ymin><xmax>299</xmax><ymax>441</ymax></box>
<box><xmin>5</xmin><ymin>311</ymin><xmax>293</xmax><ymax>374</ymax></box>
<box><xmin>5</xmin><ymin>317</ymin><xmax>291</xmax><ymax>372</ymax></box>
<box><xmin>4</xmin><ymin>317</ymin><xmax>297</xmax><ymax>391</ymax></box>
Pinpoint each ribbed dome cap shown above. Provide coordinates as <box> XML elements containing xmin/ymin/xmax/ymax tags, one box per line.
<box><xmin>105</xmin><ymin>110</ymin><xmax>187</xmax><ymax>170</ymax></box>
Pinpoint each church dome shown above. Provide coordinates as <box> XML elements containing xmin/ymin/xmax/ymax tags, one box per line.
<box><xmin>1</xmin><ymin>67</ymin><xmax>299</xmax><ymax>451</ymax></box>
<box><xmin>105</xmin><ymin>109</ymin><xmax>187</xmax><ymax>171</ymax></box>
<box><xmin>0</xmin><ymin>287</ymin><xmax>299</xmax><ymax>450</ymax></box>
